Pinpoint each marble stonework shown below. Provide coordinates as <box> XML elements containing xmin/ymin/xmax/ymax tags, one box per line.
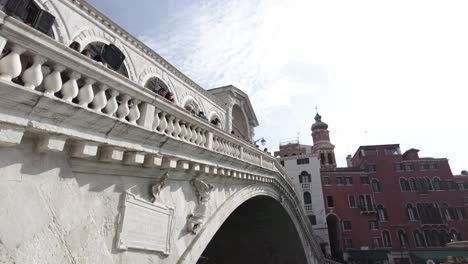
<box><xmin>0</xmin><ymin>1</ymin><xmax>324</xmax><ymax>263</ymax></box>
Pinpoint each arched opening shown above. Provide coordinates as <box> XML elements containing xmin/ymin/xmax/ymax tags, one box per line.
<box><xmin>3</xmin><ymin>1</ymin><xmax>56</xmax><ymax>39</ymax></box>
<box><xmin>299</xmin><ymin>171</ymin><xmax>311</xmax><ymax>183</ymax></box>
<box><xmin>231</xmin><ymin>104</ymin><xmax>249</xmax><ymax>140</ymax></box>
<box><xmin>82</xmin><ymin>41</ymin><xmax>129</xmax><ymax>78</ymax></box>
<box><xmin>326</xmin><ymin>214</ymin><xmax>342</xmax><ymax>261</ymax></box>
<box><xmin>198</xmin><ymin>196</ymin><xmax>308</xmax><ymax>264</ymax></box>
<box><xmin>144</xmin><ymin>76</ymin><xmax>169</xmax><ymax>94</ymax></box>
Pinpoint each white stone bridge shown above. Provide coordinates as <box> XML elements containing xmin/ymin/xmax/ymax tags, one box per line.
<box><xmin>0</xmin><ymin>1</ymin><xmax>324</xmax><ymax>263</ymax></box>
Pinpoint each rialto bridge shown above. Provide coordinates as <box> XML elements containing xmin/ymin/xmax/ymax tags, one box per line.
<box><xmin>0</xmin><ymin>1</ymin><xmax>326</xmax><ymax>263</ymax></box>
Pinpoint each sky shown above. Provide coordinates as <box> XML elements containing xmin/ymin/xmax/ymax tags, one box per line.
<box><xmin>90</xmin><ymin>0</ymin><xmax>467</xmax><ymax>174</ymax></box>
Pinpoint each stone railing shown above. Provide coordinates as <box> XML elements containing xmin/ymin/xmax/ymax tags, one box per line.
<box><xmin>0</xmin><ymin>14</ymin><xmax>323</xmax><ymax>261</ymax></box>
<box><xmin>0</xmin><ymin>13</ymin><xmax>279</xmax><ymax>172</ymax></box>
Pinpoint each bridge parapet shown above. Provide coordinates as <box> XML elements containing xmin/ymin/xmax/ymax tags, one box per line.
<box><xmin>0</xmin><ymin>11</ymin><xmax>324</xmax><ymax>264</ymax></box>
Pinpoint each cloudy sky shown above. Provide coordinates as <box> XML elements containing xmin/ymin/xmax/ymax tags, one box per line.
<box><xmin>90</xmin><ymin>0</ymin><xmax>467</xmax><ymax>174</ymax></box>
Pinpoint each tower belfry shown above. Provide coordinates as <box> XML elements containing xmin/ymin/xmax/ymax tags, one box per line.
<box><xmin>311</xmin><ymin>113</ymin><xmax>336</xmax><ymax>169</ymax></box>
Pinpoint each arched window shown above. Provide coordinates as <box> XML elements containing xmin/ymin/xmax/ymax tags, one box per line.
<box><xmin>406</xmin><ymin>204</ymin><xmax>418</xmax><ymax>221</ymax></box>
<box><xmin>144</xmin><ymin>77</ymin><xmax>169</xmax><ymax>94</ymax></box>
<box><xmin>382</xmin><ymin>230</ymin><xmax>392</xmax><ymax>247</ymax></box>
<box><xmin>424</xmin><ymin>229</ymin><xmax>438</xmax><ymax>247</ymax></box>
<box><xmin>183</xmin><ymin>99</ymin><xmax>200</xmax><ymax>115</ymax></box>
<box><xmin>398</xmin><ymin>230</ymin><xmax>408</xmax><ymax>247</ymax></box>
<box><xmin>450</xmin><ymin>229</ymin><xmax>462</xmax><ymax>242</ymax></box>
<box><xmin>442</xmin><ymin>203</ymin><xmax>451</xmax><ymax>221</ymax></box>
<box><xmin>303</xmin><ymin>192</ymin><xmax>312</xmax><ymax>205</ymax></box>
<box><xmin>82</xmin><ymin>42</ymin><xmax>129</xmax><ymax>78</ymax></box>
<box><xmin>425</xmin><ymin>177</ymin><xmax>433</xmax><ymax>191</ymax></box>
<box><xmin>299</xmin><ymin>171</ymin><xmax>311</xmax><ymax>183</ymax></box>
<box><xmin>414</xmin><ymin>230</ymin><xmax>426</xmax><ymax>247</ymax></box>
<box><xmin>377</xmin><ymin>205</ymin><xmax>388</xmax><ymax>221</ymax></box>
<box><xmin>431</xmin><ymin>230</ymin><xmax>440</xmax><ymax>247</ymax></box>
<box><xmin>439</xmin><ymin>230</ymin><xmax>449</xmax><ymax>246</ymax></box>
<box><xmin>400</xmin><ymin>178</ymin><xmax>410</xmax><ymax>191</ymax></box>
<box><xmin>432</xmin><ymin>177</ymin><xmax>441</xmax><ymax>190</ymax></box>
<box><xmin>409</xmin><ymin>178</ymin><xmax>416</xmax><ymax>191</ymax></box>
<box><xmin>372</xmin><ymin>179</ymin><xmax>381</xmax><ymax>192</ymax></box>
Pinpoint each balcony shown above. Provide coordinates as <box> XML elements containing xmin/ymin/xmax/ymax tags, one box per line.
<box><xmin>304</xmin><ymin>204</ymin><xmax>313</xmax><ymax>213</ymax></box>
<box><xmin>302</xmin><ymin>183</ymin><xmax>311</xmax><ymax>190</ymax></box>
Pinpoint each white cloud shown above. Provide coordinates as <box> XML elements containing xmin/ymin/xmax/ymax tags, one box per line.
<box><xmin>138</xmin><ymin>0</ymin><xmax>468</xmax><ymax>173</ymax></box>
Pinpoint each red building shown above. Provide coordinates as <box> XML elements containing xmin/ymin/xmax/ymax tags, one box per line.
<box><xmin>311</xmin><ymin>113</ymin><xmax>468</xmax><ymax>264</ymax></box>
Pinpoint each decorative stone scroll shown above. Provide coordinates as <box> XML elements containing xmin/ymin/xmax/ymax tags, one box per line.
<box><xmin>117</xmin><ymin>192</ymin><xmax>174</xmax><ymax>255</ymax></box>
<box><xmin>187</xmin><ymin>178</ymin><xmax>214</xmax><ymax>234</ymax></box>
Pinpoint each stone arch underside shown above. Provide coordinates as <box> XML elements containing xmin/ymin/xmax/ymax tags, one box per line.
<box><xmin>178</xmin><ymin>185</ymin><xmax>316</xmax><ymax>264</ymax></box>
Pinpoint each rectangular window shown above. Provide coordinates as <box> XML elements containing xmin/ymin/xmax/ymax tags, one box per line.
<box><xmin>464</xmin><ymin>197</ymin><xmax>468</xmax><ymax>205</ymax></box>
<box><xmin>367</xmin><ymin>164</ymin><xmax>377</xmax><ymax>172</ymax></box>
<box><xmin>360</xmin><ymin>176</ymin><xmax>370</xmax><ymax>184</ymax></box>
<box><xmin>336</xmin><ymin>177</ymin><xmax>344</xmax><ymax>185</ymax></box>
<box><xmin>344</xmin><ymin>238</ymin><xmax>353</xmax><ymax>249</ymax></box>
<box><xmin>344</xmin><ymin>177</ymin><xmax>353</xmax><ymax>185</ymax></box>
<box><xmin>372</xmin><ymin>238</ymin><xmax>383</xmax><ymax>248</ymax></box>
<box><xmin>393</xmin><ymin>163</ymin><xmax>403</xmax><ymax>171</ymax></box>
<box><xmin>365</xmin><ymin>195</ymin><xmax>374</xmax><ymax>211</ymax></box>
<box><xmin>458</xmin><ymin>183</ymin><xmax>465</xmax><ymax>190</ymax></box>
<box><xmin>320</xmin><ymin>153</ymin><xmax>325</xmax><ymax>165</ymax></box>
<box><xmin>456</xmin><ymin>208</ymin><xmax>466</xmax><ymax>220</ymax></box>
<box><xmin>368</xmin><ymin>220</ymin><xmax>379</xmax><ymax>230</ymax></box>
<box><xmin>404</xmin><ymin>164</ymin><xmax>414</xmax><ymax>171</ymax></box>
<box><xmin>308</xmin><ymin>215</ymin><xmax>317</xmax><ymax>225</ymax></box>
<box><xmin>447</xmin><ymin>181</ymin><xmax>456</xmax><ymax>190</ymax></box>
<box><xmin>343</xmin><ymin>221</ymin><xmax>352</xmax><ymax>230</ymax></box>
<box><xmin>327</xmin><ymin>196</ymin><xmax>334</xmax><ymax>208</ymax></box>
<box><xmin>348</xmin><ymin>195</ymin><xmax>356</xmax><ymax>208</ymax></box>
<box><xmin>384</xmin><ymin>148</ymin><xmax>399</xmax><ymax>155</ymax></box>
<box><xmin>327</xmin><ymin>153</ymin><xmax>334</xmax><ymax>164</ymax></box>
<box><xmin>363</xmin><ymin>149</ymin><xmax>377</xmax><ymax>156</ymax></box>
<box><xmin>323</xmin><ymin>177</ymin><xmax>331</xmax><ymax>185</ymax></box>
<box><xmin>296</xmin><ymin>158</ymin><xmax>309</xmax><ymax>165</ymax></box>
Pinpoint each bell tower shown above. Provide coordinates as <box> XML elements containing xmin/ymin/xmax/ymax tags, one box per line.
<box><xmin>311</xmin><ymin>112</ymin><xmax>336</xmax><ymax>169</ymax></box>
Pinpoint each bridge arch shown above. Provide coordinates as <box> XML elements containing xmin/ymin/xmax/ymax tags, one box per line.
<box><xmin>178</xmin><ymin>184</ymin><xmax>318</xmax><ymax>264</ymax></box>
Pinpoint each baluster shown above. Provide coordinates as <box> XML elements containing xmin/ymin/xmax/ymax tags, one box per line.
<box><xmin>61</xmin><ymin>71</ymin><xmax>81</xmax><ymax>102</ymax></box>
<box><xmin>44</xmin><ymin>64</ymin><xmax>65</xmax><ymax>95</ymax></box>
<box><xmin>92</xmin><ymin>84</ymin><xmax>107</xmax><ymax>112</ymax></box>
<box><xmin>77</xmin><ymin>78</ymin><xmax>95</xmax><ymax>107</ymax></box>
<box><xmin>165</xmin><ymin>115</ymin><xmax>175</xmax><ymax>136</ymax></box>
<box><xmin>196</xmin><ymin>128</ymin><xmax>203</xmax><ymax>146</ymax></box>
<box><xmin>153</xmin><ymin>109</ymin><xmax>161</xmax><ymax>131</ymax></box>
<box><xmin>128</xmin><ymin>99</ymin><xmax>141</xmax><ymax>124</ymax></box>
<box><xmin>157</xmin><ymin>112</ymin><xmax>168</xmax><ymax>133</ymax></box>
<box><xmin>190</xmin><ymin>126</ymin><xmax>198</xmax><ymax>143</ymax></box>
<box><xmin>0</xmin><ymin>45</ymin><xmax>26</xmax><ymax>81</ymax></box>
<box><xmin>179</xmin><ymin>122</ymin><xmax>187</xmax><ymax>141</ymax></box>
<box><xmin>117</xmin><ymin>94</ymin><xmax>130</xmax><ymax>121</ymax></box>
<box><xmin>105</xmin><ymin>89</ymin><xmax>119</xmax><ymax>116</ymax></box>
<box><xmin>22</xmin><ymin>55</ymin><xmax>46</xmax><ymax>89</ymax></box>
<box><xmin>212</xmin><ymin>137</ymin><xmax>218</xmax><ymax>151</ymax></box>
<box><xmin>184</xmin><ymin>123</ymin><xmax>192</xmax><ymax>141</ymax></box>
<box><xmin>173</xmin><ymin>118</ymin><xmax>181</xmax><ymax>138</ymax></box>
<box><xmin>200</xmin><ymin>130</ymin><xmax>206</xmax><ymax>146</ymax></box>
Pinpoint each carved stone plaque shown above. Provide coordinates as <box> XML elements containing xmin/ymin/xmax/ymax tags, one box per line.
<box><xmin>117</xmin><ymin>192</ymin><xmax>174</xmax><ymax>255</ymax></box>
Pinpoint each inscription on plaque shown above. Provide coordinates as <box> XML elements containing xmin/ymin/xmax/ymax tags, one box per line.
<box><xmin>117</xmin><ymin>192</ymin><xmax>174</xmax><ymax>255</ymax></box>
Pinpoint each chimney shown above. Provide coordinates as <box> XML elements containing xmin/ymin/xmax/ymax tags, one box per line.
<box><xmin>346</xmin><ymin>155</ymin><xmax>352</xmax><ymax>167</ymax></box>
